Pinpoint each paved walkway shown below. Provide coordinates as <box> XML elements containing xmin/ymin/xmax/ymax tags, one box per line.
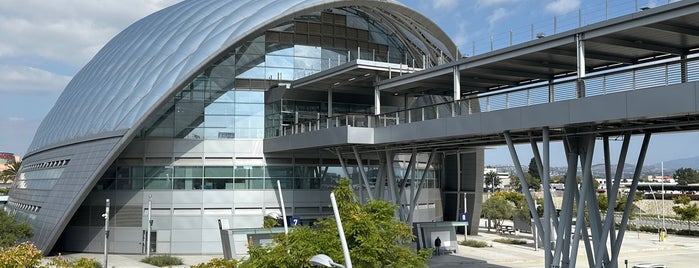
<box><xmin>50</xmin><ymin>219</ymin><xmax>699</xmax><ymax>267</ymax></box>
<box><xmin>426</xmin><ymin>219</ymin><xmax>699</xmax><ymax>268</ymax></box>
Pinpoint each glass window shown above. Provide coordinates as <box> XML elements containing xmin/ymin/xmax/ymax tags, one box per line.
<box><xmin>144</xmin><ymin>166</ymin><xmax>171</xmax><ymax>179</ymax></box>
<box><xmin>144</xmin><ymin>178</ymin><xmax>172</xmax><ymax>190</ymax></box>
<box><xmin>205</xmin><ymin>115</ymin><xmax>235</xmax><ymax>128</ymax></box>
<box><xmin>265</xmin><ymin>67</ymin><xmax>294</xmax><ymax>80</ymax></box>
<box><xmin>203</xmin><ymin>178</ymin><xmax>234</xmax><ymax>189</ymax></box>
<box><xmin>235</xmin><ymin>91</ymin><xmax>264</xmax><ymax>103</ymax></box>
<box><xmin>266</xmin><ymin>54</ymin><xmax>294</xmax><ymax>68</ymax></box>
<box><xmin>205</xmin><ymin>103</ymin><xmax>235</xmax><ymax>115</ymax></box>
<box><xmin>174</xmin><ymin>178</ymin><xmax>202</xmax><ymax>190</ymax></box>
<box><xmin>235</xmin><ymin>103</ymin><xmax>263</xmax><ymax>116</ymax></box>
<box><xmin>205</xmin><ymin>166</ymin><xmax>233</xmax><ymax>177</ymax></box>
<box><xmin>174</xmin><ymin>166</ymin><xmax>203</xmax><ymax>177</ymax></box>
<box><xmin>267</xmin><ymin>166</ymin><xmax>293</xmax><ymax>178</ymax></box>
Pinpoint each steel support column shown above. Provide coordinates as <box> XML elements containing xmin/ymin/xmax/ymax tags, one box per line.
<box><xmin>374</xmin><ymin>152</ymin><xmax>387</xmax><ymax>200</ymax></box>
<box><xmin>610</xmin><ymin>133</ymin><xmax>651</xmax><ymax>268</ymax></box>
<box><xmin>398</xmin><ymin>150</ymin><xmax>417</xmax><ymax>221</ymax></box>
<box><xmin>453</xmin><ymin>66</ymin><xmax>461</xmax><ymax>116</ymax></box>
<box><xmin>374</xmin><ymin>76</ymin><xmax>381</xmax><ymax>115</ymax></box>
<box><xmin>335</xmin><ymin>148</ymin><xmax>350</xmax><ymax>181</ymax></box>
<box><xmin>353</xmin><ymin>146</ymin><xmax>375</xmax><ymax>201</ymax></box>
<box><xmin>576</xmin><ymin>33</ymin><xmax>586</xmax><ymax>98</ymax></box>
<box><xmin>553</xmin><ymin>141</ymin><xmax>579</xmax><ymax>267</ymax></box>
<box><xmin>408</xmin><ymin>149</ymin><xmax>436</xmax><ymax>225</ymax></box>
<box><xmin>504</xmin><ymin>131</ymin><xmax>547</xmax><ymax>254</ymax></box>
<box><xmin>386</xmin><ymin>150</ymin><xmax>398</xmax><ymax>206</ymax></box>
<box><xmin>530</xmin><ymin>128</ymin><xmax>555</xmax><ymax>267</ymax></box>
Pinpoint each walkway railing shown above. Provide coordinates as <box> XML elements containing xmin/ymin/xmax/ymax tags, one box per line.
<box><xmin>468</xmin><ymin>0</ymin><xmax>675</xmax><ymax>57</ymax></box>
<box><xmin>280</xmin><ymin>55</ymin><xmax>699</xmax><ymax>136</ymax></box>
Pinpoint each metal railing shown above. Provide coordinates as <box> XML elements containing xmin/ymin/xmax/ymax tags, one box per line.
<box><xmin>468</xmin><ymin>0</ymin><xmax>675</xmax><ymax>57</ymax></box>
<box><xmin>280</xmin><ymin>55</ymin><xmax>699</xmax><ymax>136</ymax></box>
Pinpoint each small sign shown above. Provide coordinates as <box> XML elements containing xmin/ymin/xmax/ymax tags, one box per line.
<box><xmin>458</xmin><ymin>213</ymin><xmax>468</xmax><ymax>222</ymax></box>
<box><xmin>290</xmin><ymin>217</ymin><xmax>301</xmax><ymax>226</ymax></box>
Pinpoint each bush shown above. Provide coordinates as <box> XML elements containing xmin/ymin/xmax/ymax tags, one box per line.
<box><xmin>459</xmin><ymin>240</ymin><xmax>490</xmax><ymax>248</ymax></box>
<box><xmin>0</xmin><ymin>242</ymin><xmax>43</xmax><ymax>267</ymax></box>
<box><xmin>493</xmin><ymin>238</ymin><xmax>527</xmax><ymax>245</ymax></box>
<box><xmin>47</xmin><ymin>255</ymin><xmax>102</xmax><ymax>268</ymax></box>
<box><xmin>263</xmin><ymin>216</ymin><xmax>278</xmax><ymax>229</ymax></box>
<box><xmin>141</xmin><ymin>255</ymin><xmax>183</xmax><ymax>267</ymax></box>
<box><xmin>191</xmin><ymin>258</ymin><xmax>239</xmax><ymax>268</ymax></box>
<box><xmin>0</xmin><ymin>209</ymin><xmax>34</xmax><ymax>248</ymax></box>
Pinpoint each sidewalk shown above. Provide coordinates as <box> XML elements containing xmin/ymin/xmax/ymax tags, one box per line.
<box><xmin>426</xmin><ymin>218</ymin><xmax>699</xmax><ymax>268</ymax></box>
<box><xmin>52</xmin><ymin>218</ymin><xmax>699</xmax><ymax>267</ymax></box>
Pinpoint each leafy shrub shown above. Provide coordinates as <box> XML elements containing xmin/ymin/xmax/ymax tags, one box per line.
<box><xmin>459</xmin><ymin>239</ymin><xmax>490</xmax><ymax>248</ymax></box>
<box><xmin>141</xmin><ymin>255</ymin><xmax>183</xmax><ymax>267</ymax></box>
<box><xmin>0</xmin><ymin>210</ymin><xmax>34</xmax><ymax>247</ymax></box>
<box><xmin>47</xmin><ymin>255</ymin><xmax>102</xmax><ymax>268</ymax></box>
<box><xmin>263</xmin><ymin>216</ymin><xmax>279</xmax><ymax>229</ymax></box>
<box><xmin>493</xmin><ymin>238</ymin><xmax>527</xmax><ymax>245</ymax></box>
<box><xmin>191</xmin><ymin>258</ymin><xmax>239</xmax><ymax>268</ymax></box>
<box><xmin>0</xmin><ymin>242</ymin><xmax>43</xmax><ymax>267</ymax></box>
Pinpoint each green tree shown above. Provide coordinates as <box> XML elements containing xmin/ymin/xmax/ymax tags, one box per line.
<box><xmin>509</xmin><ymin>172</ymin><xmax>541</xmax><ymax>191</ymax></box>
<box><xmin>481</xmin><ymin>194</ymin><xmax>514</xmax><ymax>231</ymax></box>
<box><xmin>673</xmin><ymin>167</ymin><xmax>699</xmax><ymax>186</ymax></box>
<box><xmin>484</xmin><ymin>171</ymin><xmax>501</xmax><ymax>192</ymax></box>
<box><xmin>0</xmin><ymin>209</ymin><xmax>33</xmax><ymax>248</ymax></box>
<box><xmin>241</xmin><ymin>179</ymin><xmax>431</xmax><ymax>268</ymax></box>
<box><xmin>1</xmin><ymin>161</ymin><xmax>21</xmax><ymax>183</ymax></box>
<box><xmin>598</xmin><ymin>194</ymin><xmax>609</xmax><ymax>213</ymax></box>
<box><xmin>613</xmin><ymin>193</ymin><xmax>641</xmax><ymax>220</ymax></box>
<box><xmin>489</xmin><ymin>191</ymin><xmax>532</xmax><ymax>220</ymax></box>
<box><xmin>672</xmin><ymin>195</ymin><xmax>699</xmax><ymax>231</ymax></box>
<box><xmin>528</xmin><ymin>157</ymin><xmax>540</xmax><ymax>181</ymax></box>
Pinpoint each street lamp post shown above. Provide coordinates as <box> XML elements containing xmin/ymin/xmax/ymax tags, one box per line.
<box><xmin>661</xmin><ymin>161</ymin><xmax>666</xmax><ymax>239</ymax></box>
<box><xmin>330</xmin><ymin>192</ymin><xmax>352</xmax><ymax>268</ymax></box>
<box><xmin>103</xmin><ymin>199</ymin><xmax>110</xmax><ymax>268</ymax></box>
<box><xmin>147</xmin><ymin>194</ymin><xmax>153</xmax><ymax>256</ymax></box>
<box><xmin>310</xmin><ymin>254</ymin><xmax>345</xmax><ymax>268</ymax></box>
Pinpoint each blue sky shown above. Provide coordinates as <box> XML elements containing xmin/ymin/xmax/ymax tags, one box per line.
<box><xmin>0</xmin><ymin>0</ymin><xmax>695</xmax><ymax>167</ymax></box>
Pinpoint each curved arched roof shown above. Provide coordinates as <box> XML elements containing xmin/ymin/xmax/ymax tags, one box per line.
<box><xmin>28</xmin><ymin>0</ymin><xmax>456</xmax><ymax>155</ymax></box>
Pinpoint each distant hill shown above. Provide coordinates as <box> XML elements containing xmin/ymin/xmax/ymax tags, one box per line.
<box><xmin>648</xmin><ymin>155</ymin><xmax>699</xmax><ymax>171</ymax></box>
<box><xmin>489</xmin><ymin>156</ymin><xmax>699</xmax><ymax>178</ymax></box>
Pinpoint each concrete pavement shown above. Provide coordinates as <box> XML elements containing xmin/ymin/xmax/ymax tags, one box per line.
<box><xmin>49</xmin><ymin>219</ymin><xmax>699</xmax><ymax>267</ymax></box>
<box><xmin>426</xmin><ymin>219</ymin><xmax>699</xmax><ymax>268</ymax></box>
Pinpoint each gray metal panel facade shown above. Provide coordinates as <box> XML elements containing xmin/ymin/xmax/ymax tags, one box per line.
<box><xmin>8</xmin><ymin>137</ymin><xmax>122</xmax><ymax>252</ymax></box>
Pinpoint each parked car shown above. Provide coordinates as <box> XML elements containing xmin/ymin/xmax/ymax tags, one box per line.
<box><xmin>632</xmin><ymin>263</ymin><xmax>667</xmax><ymax>268</ymax></box>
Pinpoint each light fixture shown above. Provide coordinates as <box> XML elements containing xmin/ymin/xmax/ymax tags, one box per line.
<box><xmin>310</xmin><ymin>254</ymin><xmax>345</xmax><ymax>268</ymax></box>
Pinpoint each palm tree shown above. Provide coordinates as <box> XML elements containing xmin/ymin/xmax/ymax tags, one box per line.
<box><xmin>1</xmin><ymin>161</ymin><xmax>21</xmax><ymax>183</ymax></box>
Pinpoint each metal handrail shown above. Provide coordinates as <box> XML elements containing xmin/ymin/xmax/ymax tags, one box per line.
<box><xmin>280</xmin><ymin>55</ymin><xmax>699</xmax><ymax>136</ymax></box>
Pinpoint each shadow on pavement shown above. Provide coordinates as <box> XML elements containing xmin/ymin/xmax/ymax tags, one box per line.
<box><xmin>426</xmin><ymin>253</ymin><xmax>510</xmax><ymax>268</ymax></box>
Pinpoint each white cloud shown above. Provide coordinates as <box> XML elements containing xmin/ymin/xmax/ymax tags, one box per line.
<box><xmin>0</xmin><ymin>0</ymin><xmax>182</xmax><ymax>67</ymax></box>
<box><xmin>544</xmin><ymin>0</ymin><xmax>580</xmax><ymax>15</ymax></box>
<box><xmin>477</xmin><ymin>0</ymin><xmax>521</xmax><ymax>7</ymax></box>
<box><xmin>432</xmin><ymin>0</ymin><xmax>459</xmax><ymax>9</ymax></box>
<box><xmin>0</xmin><ymin>65</ymin><xmax>71</xmax><ymax>93</ymax></box>
<box><xmin>488</xmin><ymin>8</ymin><xmax>512</xmax><ymax>27</ymax></box>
